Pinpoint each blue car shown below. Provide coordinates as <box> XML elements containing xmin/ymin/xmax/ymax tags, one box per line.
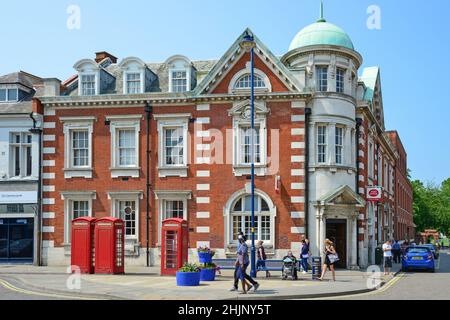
<box><xmin>402</xmin><ymin>246</ymin><xmax>435</xmax><ymax>273</ymax></box>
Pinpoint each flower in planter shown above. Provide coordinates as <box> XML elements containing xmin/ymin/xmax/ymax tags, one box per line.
<box><xmin>178</xmin><ymin>263</ymin><xmax>201</xmax><ymax>273</ymax></box>
<box><xmin>197</xmin><ymin>246</ymin><xmax>216</xmax><ymax>257</ymax></box>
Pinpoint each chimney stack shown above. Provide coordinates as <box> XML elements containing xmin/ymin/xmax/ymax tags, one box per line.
<box><xmin>95</xmin><ymin>51</ymin><xmax>118</xmax><ymax>64</ymax></box>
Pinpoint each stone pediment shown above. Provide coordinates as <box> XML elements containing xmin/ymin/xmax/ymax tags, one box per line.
<box><xmin>228</xmin><ymin>99</ymin><xmax>269</xmax><ymax>118</ymax></box>
<box><xmin>317</xmin><ymin>185</ymin><xmax>366</xmax><ymax>207</ymax></box>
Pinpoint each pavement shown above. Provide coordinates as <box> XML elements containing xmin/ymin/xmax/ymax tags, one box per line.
<box><xmin>328</xmin><ymin>249</ymin><xmax>450</xmax><ymax>300</ymax></box>
<box><xmin>0</xmin><ymin>263</ymin><xmax>402</xmax><ymax>300</ymax></box>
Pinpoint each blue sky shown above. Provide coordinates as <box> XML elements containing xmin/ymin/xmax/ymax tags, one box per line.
<box><xmin>0</xmin><ymin>0</ymin><xmax>448</xmax><ymax>184</ymax></box>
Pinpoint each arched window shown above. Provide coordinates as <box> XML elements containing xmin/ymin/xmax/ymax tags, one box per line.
<box><xmin>234</xmin><ymin>74</ymin><xmax>266</xmax><ymax>89</ymax></box>
<box><xmin>231</xmin><ymin>194</ymin><xmax>272</xmax><ymax>242</ymax></box>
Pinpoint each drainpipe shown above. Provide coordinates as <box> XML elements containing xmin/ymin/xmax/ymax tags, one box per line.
<box><xmin>145</xmin><ymin>103</ymin><xmax>153</xmax><ymax>267</ymax></box>
<box><xmin>304</xmin><ymin>108</ymin><xmax>312</xmax><ymax>239</ymax></box>
<box><xmin>29</xmin><ymin>112</ymin><xmax>43</xmax><ymax>266</ymax></box>
<box><xmin>355</xmin><ymin>118</ymin><xmax>363</xmax><ymax>268</ymax></box>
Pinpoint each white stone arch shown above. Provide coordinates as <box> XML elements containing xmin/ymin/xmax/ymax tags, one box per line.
<box><xmin>228</xmin><ymin>67</ymin><xmax>272</xmax><ymax>94</ymax></box>
<box><xmin>223</xmin><ymin>188</ymin><xmax>277</xmax><ymax>247</ymax></box>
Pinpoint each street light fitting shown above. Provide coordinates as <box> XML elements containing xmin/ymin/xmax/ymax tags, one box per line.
<box><xmin>240</xmin><ymin>31</ymin><xmax>256</xmax><ymax>52</ymax></box>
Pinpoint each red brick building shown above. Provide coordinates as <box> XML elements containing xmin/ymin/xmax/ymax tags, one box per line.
<box><xmin>387</xmin><ymin>131</ymin><xmax>415</xmax><ymax>242</ymax></box>
<box><xmin>36</xmin><ymin>16</ymin><xmax>413</xmax><ymax>268</ymax></box>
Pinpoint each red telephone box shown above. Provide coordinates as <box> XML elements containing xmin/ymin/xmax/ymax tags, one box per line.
<box><xmin>161</xmin><ymin>218</ymin><xmax>189</xmax><ymax>276</ymax></box>
<box><xmin>71</xmin><ymin>217</ymin><xmax>97</xmax><ymax>274</ymax></box>
<box><xmin>94</xmin><ymin>217</ymin><xmax>125</xmax><ymax>274</ymax></box>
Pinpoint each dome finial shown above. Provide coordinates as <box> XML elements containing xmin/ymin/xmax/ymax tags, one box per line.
<box><xmin>317</xmin><ymin>0</ymin><xmax>326</xmax><ymax>22</ymax></box>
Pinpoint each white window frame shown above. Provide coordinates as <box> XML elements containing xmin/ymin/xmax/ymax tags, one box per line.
<box><xmin>170</xmin><ymin>70</ymin><xmax>188</xmax><ymax>93</ymax></box>
<box><xmin>61</xmin><ymin>191</ymin><xmax>96</xmax><ymax>245</ymax></box>
<box><xmin>155</xmin><ymin>114</ymin><xmax>191</xmax><ymax>178</ymax></box>
<box><xmin>230</xmin><ymin>100</ymin><xmax>269</xmax><ymax>177</ymax></box>
<box><xmin>378</xmin><ymin>153</ymin><xmax>383</xmax><ymax>187</ymax></box>
<box><xmin>79</xmin><ymin>73</ymin><xmax>98</xmax><ymax>96</ymax></box>
<box><xmin>0</xmin><ymin>88</ymin><xmax>19</xmax><ymax>102</ymax></box>
<box><xmin>228</xmin><ymin>66</ymin><xmax>272</xmax><ymax>94</ymax></box>
<box><xmin>224</xmin><ymin>189</ymin><xmax>276</xmax><ymax>248</ymax></box>
<box><xmin>335</xmin><ymin>126</ymin><xmax>344</xmax><ymax>165</ymax></box>
<box><xmin>106</xmin><ymin>115</ymin><xmax>142</xmax><ymax>178</ymax></box>
<box><xmin>336</xmin><ymin>67</ymin><xmax>345</xmax><ymax>93</ymax></box>
<box><xmin>154</xmin><ymin>190</ymin><xmax>192</xmax><ymax>245</ymax></box>
<box><xmin>368</xmin><ymin>140</ymin><xmax>374</xmax><ymax>179</ymax></box>
<box><xmin>108</xmin><ymin>191</ymin><xmax>143</xmax><ymax>243</ymax></box>
<box><xmin>230</xmin><ymin>195</ymin><xmax>272</xmax><ymax>244</ymax></box>
<box><xmin>9</xmin><ymin>132</ymin><xmax>33</xmax><ymax>178</ymax></box>
<box><xmin>384</xmin><ymin>162</ymin><xmax>389</xmax><ymax>191</ymax></box>
<box><xmin>317</xmin><ymin>125</ymin><xmax>328</xmax><ymax>164</ymax></box>
<box><xmin>316</xmin><ymin>66</ymin><xmax>328</xmax><ymax>92</ymax></box>
<box><xmin>61</xmin><ymin>117</ymin><xmax>95</xmax><ymax>179</ymax></box>
<box><xmin>167</xmin><ymin>56</ymin><xmax>192</xmax><ymax>93</ymax></box>
<box><xmin>124</xmin><ymin>71</ymin><xmax>144</xmax><ymax>94</ymax></box>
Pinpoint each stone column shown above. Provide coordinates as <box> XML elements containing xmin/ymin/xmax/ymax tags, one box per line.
<box><xmin>319</xmin><ymin>208</ymin><xmax>326</xmax><ymax>260</ymax></box>
<box><xmin>345</xmin><ymin>127</ymin><xmax>352</xmax><ymax>166</ymax></box>
<box><xmin>350</xmin><ymin>214</ymin><xmax>359</xmax><ymax>269</ymax></box>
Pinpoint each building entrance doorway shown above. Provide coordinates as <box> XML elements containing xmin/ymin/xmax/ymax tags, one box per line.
<box><xmin>0</xmin><ymin>218</ymin><xmax>34</xmax><ymax>263</ymax></box>
<box><xmin>326</xmin><ymin>219</ymin><xmax>347</xmax><ymax>269</ymax></box>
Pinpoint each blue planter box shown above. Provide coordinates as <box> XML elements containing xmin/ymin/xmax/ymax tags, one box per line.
<box><xmin>198</xmin><ymin>252</ymin><xmax>213</xmax><ymax>264</ymax></box>
<box><xmin>200</xmin><ymin>268</ymin><xmax>216</xmax><ymax>281</ymax></box>
<box><xmin>176</xmin><ymin>272</ymin><xmax>201</xmax><ymax>287</ymax></box>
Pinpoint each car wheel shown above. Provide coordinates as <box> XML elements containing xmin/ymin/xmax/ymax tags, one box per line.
<box><xmin>430</xmin><ymin>268</ymin><xmax>435</xmax><ymax>273</ymax></box>
<box><xmin>402</xmin><ymin>267</ymin><xmax>408</xmax><ymax>272</ymax></box>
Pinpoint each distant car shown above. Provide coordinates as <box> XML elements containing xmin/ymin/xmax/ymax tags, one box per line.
<box><xmin>402</xmin><ymin>246</ymin><xmax>435</xmax><ymax>273</ymax></box>
<box><xmin>423</xmin><ymin>244</ymin><xmax>439</xmax><ymax>259</ymax></box>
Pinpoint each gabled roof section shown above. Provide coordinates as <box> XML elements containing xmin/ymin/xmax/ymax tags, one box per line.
<box><xmin>317</xmin><ymin>185</ymin><xmax>366</xmax><ymax>207</ymax></box>
<box><xmin>194</xmin><ymin>28</ymin><xmax>302</xmax><ymax>95</ymax></box>
<box><xmin>360</xmin><ymin>66</ymin><xmax>378</xmax><ymax>102</ymax></box>
<box><xmin>359</xmin><ymin>66</ymin><xmax>385</xmax><ymax>130</ymax></box>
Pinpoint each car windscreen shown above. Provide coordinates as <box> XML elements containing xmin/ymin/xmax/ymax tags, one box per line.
<box><xmin>407</xmin><ymin>248</ymin><xmax>429</xmax><ymax>254</ymax></box>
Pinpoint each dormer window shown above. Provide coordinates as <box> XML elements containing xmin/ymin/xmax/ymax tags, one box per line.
<box><xmin>166</xmin><ymin>55</ymin><xmax>195</xmax><ymax>94</ymax></box>
<box><xmin>119</xmin><ymin>57</ymin><xmax>155</xmax><ymax>95</ymax></box>
<box><xmin>0</xmin><ymin>88</ymin><xmax>18</xmax><ymax>102</ymax></box>
<box><xmin>80</xmin><ymin>74</ymin><xmax>96</xmax><ymax>96</ymax></box>
<box><xmin>125</xmin><ymin>73</ymin><xmax>141</xmax><ymax>94</ymax></box>
<box><xmin>172</xmin><ymin>71</ymin><xmax>187</xmax><ymax>93</ymax></box>
<box><xmin>234</xmin><ymin>74</ymin><xmax>266</xmax><ymax>89</ymax></box>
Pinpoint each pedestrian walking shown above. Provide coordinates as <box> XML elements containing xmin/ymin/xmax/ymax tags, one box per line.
<box><xmin>319</xmin><ymin>239</ymin><xmax>338</xmax><ymax>282</ymax></box>
<box><xmin>300</xmin><ymin>239</ymin><xmax>310</xmax><ymax>274</ymax></box>
<box><xmin>392</xmin><ymin>240</ymin><xmax>401</xmax><ymax>264</ymax></box>
<box><xmin>230</xmin><ymin>233</ymin><xmax>260</xmax><ymax>293</ymax></box>
<box><xmin>257</xmin><ymin>240</ymin><xmax>271</xmax><ymax>278</ymax></box>
<box><xmin>383</xmin><ymin>240</ymin><xmax>393</xmax><ymax>276</ymax></box>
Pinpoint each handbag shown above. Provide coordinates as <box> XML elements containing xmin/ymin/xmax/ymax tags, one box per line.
<box><xmin>328</xmin><ymin>253</ymin><xmax>340</xmax><ymax>264</ymax></box>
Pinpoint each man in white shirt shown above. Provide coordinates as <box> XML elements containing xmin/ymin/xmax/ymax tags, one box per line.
<box><xmin>382</xmin><ymin>240</ymin><xmax>393</xmax><ymax>276</ymax></box>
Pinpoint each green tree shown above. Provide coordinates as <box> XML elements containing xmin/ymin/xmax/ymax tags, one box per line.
<box><xmin>412</xmin><ymin>178</ymin><xmax>450</xmax><ymax>235</ymax></box>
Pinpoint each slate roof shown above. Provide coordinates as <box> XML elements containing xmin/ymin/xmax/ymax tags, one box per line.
<box><xmin>64</xmin><ymin>59</ymin><xmax>218</xmax><ymax>96</ymax></box>
<box><xmin>0</xmin><ymin>71</ymin><xmax>43</xmax><ymax>114</ymax></box>
<box><xmin>0</xmin><ymin>71</ymin><xmax>41</xmax><ymax>89</ymax></box>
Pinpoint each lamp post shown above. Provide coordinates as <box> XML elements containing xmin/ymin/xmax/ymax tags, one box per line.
<box><xmin>240</xmin><ymin>31</ymin><xmax>257</xmax><ymax>278</ymax></box>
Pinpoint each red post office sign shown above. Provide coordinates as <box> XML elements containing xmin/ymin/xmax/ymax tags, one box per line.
<box><xmin>367</xmin><ymin>186</ymin><xmax>383</xmax><ymax>202</ymax></box>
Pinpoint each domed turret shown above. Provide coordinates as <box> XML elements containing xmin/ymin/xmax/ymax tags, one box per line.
<box><xmin>288</xmin><ymin>1</ymin><xmax>354</xmax><ymax>52</ymax></box>
<box><xmin>288</xmin><ymin>20</ymin><xmax>354</xmax><ymax>51</ymax></box>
